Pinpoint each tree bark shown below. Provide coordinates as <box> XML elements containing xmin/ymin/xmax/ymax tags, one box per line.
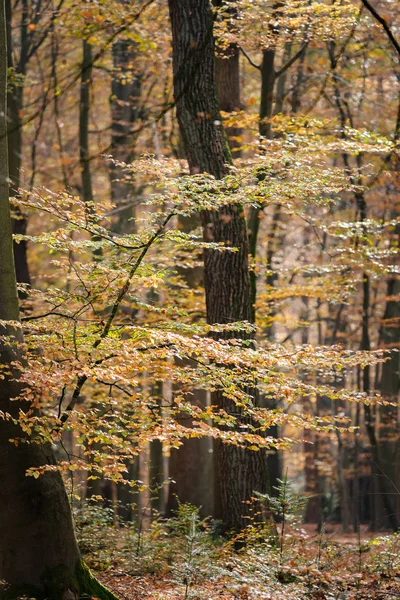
<box><xmin>0</xmin><ymin>2</ymin><xmax>79</xmax><ymax>589</ymax></box>
<box><xmin>0</xmin><ymin>7</ymin><xmax>119</xmax><ymax>596</ymax></box>
<box><xmin>214</xmin><ymin>0</ymin><xmax>242</xmax><ymax>154</ymax></box>
<box><xmin>79</xmin><ymin>39</ymin><xmax>94</xmax><ymax>206</ymax></box>
<box><xmin>5</xmin><ymin>0</ymin><xmax>31</xmax><ymax>295</ymax></box>
<box><xmin>110</xmin><ymin>38</ymin><xmax>141</xmax><ymax>223</ymax></box>
<box><xmin>259</xmin><ymin>49</ymin><xmax>275</xmax><ymax>139</ymax></box>
<box><xmin>379</xmin><ymin>275</ymin><xmax>400</xmax><ymax>524</ymax></box>
<box><xmin>168</xmin><ymin>0</ymin><xmax>270</xmax><ymax>532</ymax></box>
<box><xmin>166</xmin><ymin>247</ymin><xmax>214</xmax><ymax>519</ymax></box>
<box><xmin>358</xmin><ymin>194</ymin><xmax>400</xmax><ymax>532</ymax></box>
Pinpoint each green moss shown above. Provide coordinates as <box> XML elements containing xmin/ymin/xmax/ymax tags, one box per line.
<box><xmin>75</xmin><ymin>560</ymin><xmax>119</xmax><ymax>600</ymax></box>
<box><xmin>0</xmin><ymin>561</ymin><xmax>119</xmax><ymax>600</ymax></box>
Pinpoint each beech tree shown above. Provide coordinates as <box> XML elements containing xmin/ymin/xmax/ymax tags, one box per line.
<box><xmin>0</xmin><ymin>3</ymin><xmax>119</xmax><ymax>597</ymax></box>
<box><xmin>1</xmin><ymin>2</ymin><xmax>400</xmax><ymax>596</ymax></box>
<box><xmin>168</xmin><ymin>0</ymin><xmax>271</xmax><ymax>532</ymax></box>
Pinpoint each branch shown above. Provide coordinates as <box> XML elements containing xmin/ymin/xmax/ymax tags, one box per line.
<box><xmin>275</xmin><ymin>43</ymin><xmax>308</xmax><ymax>79</ymax></box>
<box><xmin>57</xmin><ymin>211</ymin><xmax>175</xmax><ymax>426</ymax></box>
<box><xmin>238</xmin><ymin>46</ymin><xmax>261</xmax><ymax>70</ymax></box>
<box><xmin>1</xmin><ymin>0</ymin><xmax>157</xmax><ymax>141</ymax></box>
<box><xmin>360</xmin><ymin>0</ymin><xmax>400</xmax><ymax>58</ymax></box>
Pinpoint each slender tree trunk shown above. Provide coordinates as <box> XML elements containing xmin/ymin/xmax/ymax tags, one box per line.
<box><xmin>259</xmin><ymin>50</ymin><xmax>275</xmax><ymax>139</ymax></box>
<box><xmin>291</xmin><ymin>43</ymin><xmax>306</xmax><ymax>112</ymax></box>
<box><xmin>110</xmin><ymin>38</ymin><xmax>141</xmax><ymax>222</ymax></box>
<box><xmin>247</xmin><ymin>50</ymin><xmax>276</xmax><ymax>319</ymax></box>
<box><xmin>214</xmin><ymin>0</ymin><xmax>242</xmax><ymax>154</ymax></box>
<box><xmin>248</xmin><ymin>46</ymin><xmax>284</xmax><ymax>489</ymax></box>
<box><xmin>168</xmin><ymin>0</ymin><xmax>270</xmax><ymax>532</ymax></box>
<box><xmin>5</xmin><ymin>0</ymin><xmax>31</xmax><ymax>295</ymax></box>
<box><xmin>274</xmin><ymin>42</ymin><xmax>291</xmax><ymax>115</ymax></box>
<box><xmin>166</xmin><ymin>245</ymin><xmax>214</xmax><ymax>518</ymax></box>
<box><xmin>80</xmin><ymin>39</ymin><xmax>94</xmax><ymax>206</ymax></box>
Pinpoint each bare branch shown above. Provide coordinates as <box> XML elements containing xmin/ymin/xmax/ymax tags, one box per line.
<box><xmin>238</xmin><ymin>46</ymin><xmax>261</xmax><ymax>70</ymax></box>
<box><xmin>275</xmin><ymin>43</ymin><xmax>308</xmax><ymax>79</ymax></box>
<box><xmin>360</xmin><ymin>0</ymin><xmax>400</xmax><ymax>58</ymax></box>
<box><xmin>58</xmin><ymin>211</ymin><xmax>175</xmax><ymax>426</ymax></box>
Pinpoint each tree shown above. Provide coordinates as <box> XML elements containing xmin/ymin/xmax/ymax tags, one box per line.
<box><xmin>0</xmin><ymin>2</ymin><xmax>119</xmax><ymax>596</ymax></box>
<box><xmin>168</xmin><ymin>0</ymin><xmax>271</xmax><ymax>532</ymax></box>
<box><xmin>5</xmin><ymin>0</ymin><xmax>31</xmax><ymax>293</ymax></box>
<box><xmin>110</xmin><ymin>37</ymin><xmax>142</xmax><ymax>213</ymax></box>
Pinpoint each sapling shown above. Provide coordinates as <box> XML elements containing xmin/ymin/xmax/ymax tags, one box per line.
<box><xmin>256</xmin><ymin>472</ymin><xmax>308</xmax><ymax>566</ymax></box>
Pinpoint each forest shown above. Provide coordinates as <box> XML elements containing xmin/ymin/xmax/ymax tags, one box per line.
<box><xmin>0</xmin><ymin>0</ymin><xmax>399</xmax><ymax>598</ymax></box>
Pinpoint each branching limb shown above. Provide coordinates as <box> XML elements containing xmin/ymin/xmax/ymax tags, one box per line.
<box><xmin>360</xmin><ymin>0</ymin><xmax>400</xmax><ymax>58</ymax></box>
<box><xmin>57</xmin><ymin>212</ymin><xmax>175</xmax><ymax>425</ymax></box>
<box><xmin>238</xmin><ymin>46</ymin><xmax>261</xmax><ymax>70</ymax></box>
<box><xmin>275</xmin><ymin>43</ymin><xmax>308</xmax><ymax>79</ymax></box>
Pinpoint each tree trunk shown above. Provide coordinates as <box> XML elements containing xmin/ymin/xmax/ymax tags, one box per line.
<box><xmin>259</xmin><ymin>49</ymin><xmax>275</xmax><ymax>139</ymax></box>
<box><xmin>168</xmin><ymin>0</ymin><xmax>270</xmax><ymax>532</ymax></box>
<box><xmin>274</xmin><ymin>42</ymin><xmax>291</xmax><ymax>115</ymax></box>
<box><xmin>166</xmin><ymin>250</ymin><xmax>214</xmax><ymax>518</ymax></box>
<box><xmin>80</xmin><ymin>39</ymin><xmax>94</xmax><ymax>206</ymax></box>
<box><xmin>358</xmin><ymin>195</ymin><xmax>400</xmax><ymax>532</ymax></box>
<box><xmin>379</xmin><ymin>275</ymin><xmax>400</xmax><ymax>517</ymax></box>
<box><xmin>0</xmin><ymin>8</ymin><xmax>118</xmax><ymax>596</ymax></box>
<box><xmin>214</xmin><ymin>0</ymin><xmax>242</xmax><ymax>155</ymax></box>
<box><xmin>110</xmin><ymin>38</ymin><xmax>141</xmax><ymax>222</ymax></box>
<box><xmin>5</xmin><ymin>0</ymin><xmax>31</xmax><ymax>295</ymax></box>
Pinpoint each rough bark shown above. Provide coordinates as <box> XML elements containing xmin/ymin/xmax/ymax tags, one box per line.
<box><xmin>0</xmin><ymin>0</ymin><xmax>79</xmax><ymax>587</ymax></box>
<box><xmin>358</xmin><ymin>195</ymin><xmax>400</xmax><ymax>532</ymax></box>
<box><xmin>0</xmin><ymin>8</ymin><xmax>119</xmax><ymax>596</ymax></box>
<box><xmin>168</xmin><ymin>0</ymin><xmax>270</xmax><ymax>532</ymax></box>
<box><xmin>379</xmin><ymin>275</ymin><xmax>400</xmax><ymax>524</ymax></box>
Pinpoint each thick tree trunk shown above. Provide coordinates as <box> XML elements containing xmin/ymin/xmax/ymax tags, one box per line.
<box><xmin>379</xmin><ymin>275</ymin><xmax>400</xmax><ymax>521</ymax></box>
<box><xmin>0</xmin><ymin>7</ymin><xmax>118</xmax><ymax>596</ymax></box>
<box><xmin>168</xmin><ymin>0</ymin><xmax>270</xmax><ymax>532</ymax></box>
<box><xmin>0</xmin><ymin>4</ymin><xmax>79</xmax><ymax>589</ymax></box>
<box><xmin>358</xmin><ymin>195</ymin><xmax>400</xmax><ymax>532</ymax></box>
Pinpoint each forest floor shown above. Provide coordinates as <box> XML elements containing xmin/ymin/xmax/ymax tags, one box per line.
<box><xmin>78</xmin><ymin>507</ymin><xmax>400</xmax><ymax>600</ymax></box>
